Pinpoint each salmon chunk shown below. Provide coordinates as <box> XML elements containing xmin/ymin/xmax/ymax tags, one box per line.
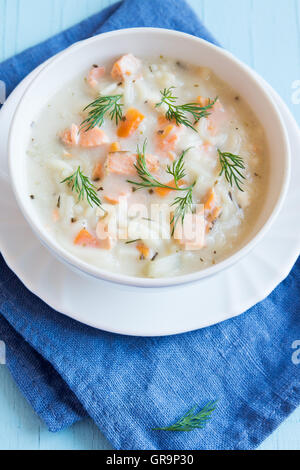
<box><xmin>60</xmin><ymin>124</ymin><xmax>109</xmax><ymax>148</ymax></box>
<box><xmin>96</xmin><ymin>220</ymin><xmax>115</xmax><ymax>250</ymax></box>
<box><xmin>87</xmin><ymin>65</ymin><xmax>106</xmax><ymax>88</ymax></box>
<box><xmin>60</xmin><ymin>124</ymin><xmax>80</xmax><ymax>146</ymax></box>
<box><xmin>79</xmin><ymin>127</ymin><xmax>110</xmax><ymax>148</ymax></box>
<box><xmin>173</xmin><ymin>211</ymin><xmax>205</xmax><ymax>251</ymax></box>
<box><xmin>105</xmin><ymin>151</ymin><xmax>159</xmax><ymax>176</ymax></box>
<box><xmin>156</xmin><ymin>123</ymin><xmax>182</xmax><ymax>153</ymax></box>
<box><xmin>111</xmin><ymin>54</ymin><xmax>141</xmax><ymax>81</ymax></box>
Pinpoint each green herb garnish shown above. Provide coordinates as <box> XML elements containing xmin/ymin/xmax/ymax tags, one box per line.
<box><xmin>127</xmin><ymin>140</ymin><xmax>195</xmax><ymax>233</ymax></box>
<box><xmin>218</xmin><ymin>149</ymin><xmax>246</xmax><ymax>191</ymax></box>
<box><xmin>61</xmin><ymin>166</ymin><xmax>104</xmax><ymax>209</ymax></box>
<box><xmin>127</xmin><ymin>140</ymin><xmax>193</xmax><ymax>192</ymax></box>
<box><xmin>156</xmin><ymin>87</ymin><xmax>217</xmax><ymax>131</ymax></box>
<box><xmin>171</xmin><ymin>184</ymin><xmax>195</xmax><ymax>235</ymax></box>
<box><xmin>80</xmin><ymin>94</ymin><xmax>123</xmax><ymax>131</ymax></box>
<box><xmin>125</xmin><ymin>239</ymin><xmax>142</xmax><ymax>245</ymax></box>
<box><xmin>153</xmin><ymin>401</ymin><xmax>217</xmax><ymax>432</ymax></box>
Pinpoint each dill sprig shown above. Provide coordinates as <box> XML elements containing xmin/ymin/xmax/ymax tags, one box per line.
<box><xmin>61</xmin><ymin>166</ymin><xmax>104</xmax><ymax>209</ymax></box>
<box><xmin>218</xmin><ymin>149</ymin><xmax>246</xmax><ymax>191</ymax></box>
<box><xmin>80</xmin><ymin>94</ymin><xmax>123</xmax><ymax>131</ymax></box>
<box><xmin>156</xmin><ymin>87</ymin><xmax>217</xmax><ymax>131</ymax></box>
<box><xmin>171</xmin><ymin>185</ymin><xmax>195</xmax><ymax>236</ymax></box>
<box><xmin>127</xmin><ymin>140</ymin><xmax>193</xmax><ymax>192</ymax></box>
<box><xmin>125</xmin><ymin>239</ymin><xmax>141</xmax><ymax>245</ymax></box>
<box><xmin>153</xmin><ymin>401</ymin><xmax>217</xmax><ymax>432</ymax></box>
<box><xmin>127</xmin><ymin>140</ymin><xmax>195</xmax><ymax>234</ymax></box>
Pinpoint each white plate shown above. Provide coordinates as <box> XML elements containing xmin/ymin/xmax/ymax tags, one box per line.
<box><xmin>0</xmin><ymin>56</ymin><xmax>299</xmax><ymax>337</ymax></box>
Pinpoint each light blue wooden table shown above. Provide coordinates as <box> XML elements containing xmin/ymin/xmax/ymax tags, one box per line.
<box><xmin>0</xmin><ymin>0</ymin><xmax>299</xmax><ymax>451</ymax></box>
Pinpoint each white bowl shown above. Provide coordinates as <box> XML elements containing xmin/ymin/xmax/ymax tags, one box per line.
<box><xmin>8</xmin><ymin>28</ymin><xmax>291</xmax><ymax>288</ymax></box>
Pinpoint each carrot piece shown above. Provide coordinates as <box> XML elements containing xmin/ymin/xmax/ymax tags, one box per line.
<box><xmin>136</xmin><ymin>243</ymin><xmax>150</xmax><ymax>260</ymax></box>
<box><xmin>154</xmin><ymin>179</ymin><xmax>186</xmax><ymax>197</ymax></box>
<box><xmin>74</xmin><ymin>229</ymin><xmax>98</xmax><ymax>247</ymax></box>
<box><xmin>104</xmin><ymin>195</ymin><xmax>120</xmax><ymax>205</ymax></box>
<box><xmin>203</xmin><ymin>188</ymin><xmax>215</xmax><ymax>211</ymax></box>
<box><xmin>206</xmin><ymin>206</ymin><xmax>222</xmax><ymax>233</ymax></box>
<box><xmin>162</xmin><ymin>124</ymin><xmax>174</xmax><ymax>138</ymax></box>
<box><xmin>197</xmin><ymin>96</ymin><xmax>211</xmax><ymax>107</ymax></box>
<box><xmin>92</xmin><ymin>162</ymin><xmax>104</xmax><ymax>181</ymax></box>
<box><xmin>110</xmin><ymin>142</ymin><xmax>121</xmax><ymax>152</ymax></box>
<box><xmin>117</xmin><ymin>108</ymin><xmax>145</xmax><ymax>138</ymax></box>
<box><xmin>157</xmin><ymin>115</ymin><xmax>170</xmax><ymax>127</ymax></box>
<box><xmin>208</xmin><ymin>206</ymin><xmax>221</xmax><ymax>222</ymax></box>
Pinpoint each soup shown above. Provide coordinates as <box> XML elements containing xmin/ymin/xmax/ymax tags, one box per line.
<box><xmin>27</xmin><ymin>54</ymin><xmax>268</xmax><ymax>278</ymax></box>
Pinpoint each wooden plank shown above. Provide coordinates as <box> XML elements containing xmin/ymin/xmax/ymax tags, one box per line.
<box><xmin>251</xmin><ymin>0</ymin><xmax>300</xmax><ymax>122</ymax></box>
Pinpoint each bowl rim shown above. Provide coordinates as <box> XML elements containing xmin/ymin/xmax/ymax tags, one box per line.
<box><xmin>8</xmin><ymin>27</ymin><xmax>291</xmax><ymax>288</ymax></box>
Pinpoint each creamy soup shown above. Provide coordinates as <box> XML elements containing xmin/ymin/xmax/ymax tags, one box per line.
<box><xmin>27</xmin><ymin>54</ymin><xmax>268</xmax><ymax>278</ymax></box>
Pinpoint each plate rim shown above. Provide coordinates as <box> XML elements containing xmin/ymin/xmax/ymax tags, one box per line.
<box><xmin>0</xmin><ymin>50</ymin><xmax>299</xmax><ymax>337</ymax></box>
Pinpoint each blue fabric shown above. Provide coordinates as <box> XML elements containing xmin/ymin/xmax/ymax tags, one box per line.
<box><xmin>0</xmin><ymin>0</ymin><xmax>299</xmax><ymax>451</ymax></box>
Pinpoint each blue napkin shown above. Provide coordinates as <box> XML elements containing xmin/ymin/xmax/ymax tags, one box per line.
<box><xmin>0</xmin><ymin>0</ymin><xmax>299</xmax><ymax>451</ymax></box>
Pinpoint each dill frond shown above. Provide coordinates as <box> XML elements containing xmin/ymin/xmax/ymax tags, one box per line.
<box><xmin>156</xmin><ymin>87</ymin><xmax>217</xmax><ymax>131</ymax></box>
<box><xmin>61</xmin><ymin>166</ymin><xmax>104</xmax><ymax>209</ymax></box>
<box><xmin>153</xmin><ymin>401</ymin><xmax>218</xmax><ymax>432</ymax></box>
<box><xmin>218</xmin><ymin>149</ymin><xmax>246</xmax><ymax>191</ymax></box>
<box><xmin>80</xmin><ymin>94</ymin><xmax>123</xmax><ymax>131</ymax></box>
